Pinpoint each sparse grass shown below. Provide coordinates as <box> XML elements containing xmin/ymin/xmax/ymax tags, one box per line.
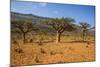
<box><xmin>11</xmin><ymin>35</ymin><xmax>95</xmax><ymax>66</ymax></box>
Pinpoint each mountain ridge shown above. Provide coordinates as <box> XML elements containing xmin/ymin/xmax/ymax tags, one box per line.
<box><xmin>11</xmin><ymin>12</ymin><xmax>51</xmax><ymax>22</ymax></box>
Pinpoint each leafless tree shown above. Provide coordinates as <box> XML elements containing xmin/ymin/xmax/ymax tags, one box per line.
<box><xmin>79</xmin><ymin>22</ymin><xmax>91</xmax><ymax>41</ymax></box>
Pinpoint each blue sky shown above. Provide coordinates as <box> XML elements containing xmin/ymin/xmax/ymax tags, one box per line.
<box><xmin>11</xmin><ymin>1</ymin><xmax>95</xmax><ymax>26</ymax></box>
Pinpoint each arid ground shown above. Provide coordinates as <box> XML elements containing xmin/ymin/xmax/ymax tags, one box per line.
<box><xmin>11</xmin><ymin>36</ymin><xmax>95</xmax><ymax>66</ymax></box>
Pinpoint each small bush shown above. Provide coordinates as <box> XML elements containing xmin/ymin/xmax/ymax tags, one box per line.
<box><xmin>50</xmin><ymin>52</ymin><xmax>56</xmax><ymax>55</ymax></box>
<box><xmin>40</xmin><ymin>48</ymin><xmax>46</xmax><ymax>54</ymax></box>
<box><xmin>12</xmin><ymin>40</ymin><xmax>18</xmax><ymax>44</ymax></box>
<box><xmin>69</xmin><ymin>47</ymin><xmax>74</xmax><ymax>50</ymax></box>
<box><xmin>37</xmin><ymin>37</ymin><xmax>44</xmax><ymax>45</ymax></box>
<box><xmin>86</xmin><ymin>45</ymin><xmax>89</xmax><ymax>48</ymax></box>
<box><xmin>14</xmin><ymin>48</ymin><xmax>24</xmax><ymax>54</ymax></box>
<box><xmin>35</xmin><ymin>56</ymin><xmax>41</xmax><ymax>63</ymax></box>
<box><xmin>29</xmin><ymin>39</ymin><xmax>33</xmax><ymax>43</ymax></box>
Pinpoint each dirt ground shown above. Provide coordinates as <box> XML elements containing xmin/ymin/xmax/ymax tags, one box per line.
<box><xmin>11</xmin><ymin>40</ymin><xmax>95</xmax><ymax>66</ymax></box>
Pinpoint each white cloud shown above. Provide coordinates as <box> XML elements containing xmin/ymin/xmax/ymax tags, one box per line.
<box><xmin>39</xmin><ymin>2</ymin><xmax>48</xmax><ymax>7</ymax></box>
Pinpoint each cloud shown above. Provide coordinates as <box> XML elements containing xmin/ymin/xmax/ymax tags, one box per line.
<box><xmin>39</xmin><ymin>2</ymin><xmax>48</xmax><ymax>7</ymax></box>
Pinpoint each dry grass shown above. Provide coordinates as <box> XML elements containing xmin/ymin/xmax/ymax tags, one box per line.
<box><xmin>11</xmin><ymin>36</ymin><xmax>95</xmax><ymax>66</ymax></box>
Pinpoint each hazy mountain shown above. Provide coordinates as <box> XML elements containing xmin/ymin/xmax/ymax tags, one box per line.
<box><xmin>11</xmin><ymin>12</ymin><xmax>51</xmax><ymax>23</ymax></box>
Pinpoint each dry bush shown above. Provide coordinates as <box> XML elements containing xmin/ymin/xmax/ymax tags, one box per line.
<box><xmin>14</xmin><ymin>48</ymin><xmax>24</xmax><ymax>54</ymax></box>
<box><xmin>37</xmin><ymin>36</ymin><xmax>44</xmax><ymax>45</ymax></box>
<box><xmin>68</xmin><ymin>47</ymin><xmax>74</xmax><ymax>50</ymax></box>
<box><xmin>35</xmin><ymin>56</ymin><xmax>41</xmax><ymax>63</ymax></box>
<box><xmin>40</xmin><ymin>48</ymin><xmax>46</xmax><ymax>54</ymax></box>
<box><xmin>12</xmin><ymin>40</ymin><xmax>18</xmax><ymax>45</ymax></box>
<box><xmin>50</xmin><ymin>51</ymin><xmax>56</xmax><ymax>55</ymax></box>
<box><xmin>29</xmin><ymin>39</ymin><xmax>33</xmax><ymax>43</ymax></box>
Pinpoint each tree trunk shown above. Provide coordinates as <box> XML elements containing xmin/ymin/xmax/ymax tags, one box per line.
<box><xmin>23</xmin><ymin>33</ymin><xmax>26</xmax><ymax>44</ymax></box>
<box><xmin>82</xmin><ymin>30</ymin><xmax>85</xmax><ymax>41</ymax></box>
<box><xmin>56</xmin><ymin>31</ymin><xmax>61</xmax><ymax>43</ymax></box>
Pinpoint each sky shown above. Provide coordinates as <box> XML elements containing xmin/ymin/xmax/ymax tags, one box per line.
<box><xmin>11</xmin><ymin>0</ymin><xmax>95</xmax><ymax>26</ymax></box>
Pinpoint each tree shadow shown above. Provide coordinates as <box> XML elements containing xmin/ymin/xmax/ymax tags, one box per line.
<box><xmin>33</xmin><ymin>40</ymin><xmax>54</xmax><ymax>44</ymax></box>
<box><xmin>60</xmin><ymin>40</ymin><xmax>95</xmax><ymax>44</ymax></box>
